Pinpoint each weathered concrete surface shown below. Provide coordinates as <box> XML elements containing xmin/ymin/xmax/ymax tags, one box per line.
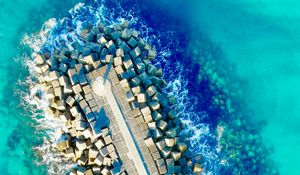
<box><xmin>92</xmin><ymin>70</ymin><xmax>149</xmax><ymax>175</ymax></box>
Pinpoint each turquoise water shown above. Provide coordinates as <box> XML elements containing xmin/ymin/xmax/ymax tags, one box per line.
<box><xmin>0</xmin><ymin>0</ymin><xmax>300</xmax><ymax>174</ymax></box>
<box><xmin>0</xmin><ymin>1</ymin><xmax>79</xmax><ymax>174</ymax></box>
<box><xmin>178</xmin><ymin>1</ymin><xmax>300</xmax><ymax>174</ymax></box>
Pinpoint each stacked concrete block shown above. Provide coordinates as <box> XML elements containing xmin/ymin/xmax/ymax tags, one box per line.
<box><xmin>32</xmin><ymin>20</ymin><xmax>194</xmax><ymax>175</ymax></box>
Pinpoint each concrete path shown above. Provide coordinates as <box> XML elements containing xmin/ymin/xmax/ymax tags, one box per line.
<box><xmin>92</xmin><ymin>77</ymin><xmax>149</xmax><ymax>175</ymax></box>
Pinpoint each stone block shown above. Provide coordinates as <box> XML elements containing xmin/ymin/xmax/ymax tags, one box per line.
<box><xmin>104</xmin><ymin>135</ymin><xmax>113</xmax><ymax>145</ymax></box>
<box><xmin>107</xmin><ymin>144</ymin><xmax>115</xmax><ymax>153</ymax></box>
<box><xmin>55</xmin><ymin>139</ymin><xmax>69</xmax><ymax>152</ymax></box>
<box><xmin>84</xmin><ymin>169</ymin><xmax>93</xmax><ymax>175</ymax></box>
<box><xmin>123</xmin><ymin>58</ymin><xmax>133</xmax><ymax>70</ymax></box>
<box><xmin>34</xmin><ymin>54</ymin><xmax>46</xmax><ymax>65</ymax></box>
<box><xmin>105</xmin><ymin>54</ymin><xmax>113</xmax><ymax>63</ymax></box>
<box><xmin>78</xmin><ymin>155</ymin><xmax>88</xmax><ymax>166</ymax></box>
<box><xmin>79</xmin><ymin>99</ymin><xmax>88</xmax><ymax>109</ymax></box>
<box><xmin>129</xmin><ymin>47</ymin><xmax>141</xmax><ymax>59</ymax></box>
<box><xmin>157</xmin><ymin>120</ymin><xmax>167</xmax><ymax>131</ymax></box>
<box><xmin>143</xmin><ymin>114</ymin><xmax>153</xmax><ymax>123</ymax></box>
<box><xmin>152</xmin><ymin>128</ymin><xmax>163</xmax><ymax>139</ymax></box>
<box><xmin>148</xmin><ymin>49</ymin><xmax>157</xmax><ymax>60</ymax></box>
<box><xmin>177</xmin><ymin>142</ymin><xmax>187</xmax><ymax>153</ymax></box>
<box><xmin>56</xmin><ymin>100</ymin><xmax>66</xmax><ymax>110</ymax></box>
<box><xmin>83</xmin><ymin>128</ymin><xmax>93</xmax><ymax>139</ymax></box>
<box><xmin>127</xmin><ymin>37</ymin><xmax>137</xmax><ymax>48</ymax></box>
<box><xmin>131</xmin><ymin>77</ymin><xmax>141</xmax><ymax>87</ymax></box>
<box><xmin>100</xmin><ymin>146</ymin><xmax>109</xmax><ymax>157</ymax></box>
<box><xmin>144</xmin><ymin>137</ymin><xmax>155</xmax><ymax>147</ymax></box>
<box><xmin>115</xmin><ymin>65</ymin><xmax>124</xmax><ymax>74</ymax></box>
<box><xmin>95</xmin><ymin>139</ymin><xmax>105</xmax><ymax>149</ymax></box>
<box><xmin>77</xmin><ymin>166</ymin><xmax>86</xmax><ymax>175</ymax></box>
<box><xmin>106</xmin><ymin>40</ymin><xmax>117</xmax><ymax>54</ymax></box>
<box><xmin>146</xmin><ymin>85</ymin><xmax>157</xmax><ymax>97</ymax></box>
<box><xmin>65</xmin><ymin>147</ymin><xmax>75</xmax><ymax>159</ymax></box>
<box><xmin>149</xmin><ymin>100</ymin><xmax>160</xmax><ymax>111</ymax></box>
<box><xmin>76</xmin><ymin>140</ymin><xmax>87</xmax><ymax>151</ymax></box>
<box><xmin>161</xmin><ymin>147</ymin><xmax>172</xmax><ymax>158</ymax></box>
<box><xmin>75</xmin><ymin>94</ymin><xmax>84</xmax><ymax>102</ymax></box>
<box><xmin>97</xmin><ymin>35</ymin><xmax>107</xmax><ymax>45</ymax></box>
<box><xmin>89</xmin><ymin>148</ymin><xmax>99</xmax><ymax>159</ymax></box>
<box><xmin>125</xmin><ymin>90</ymin><xmax>135</xmax><ymax>102</ymax></box>
<box><xmin>131</xmin><ymin>86</ymin><xmax>141</xmax><ymax>95</ymax></box>
<box><xmin>75</xmin><ymin>120</ymin><xmax>87</xmax><ymax>131</ymax></box>
<box><xmin>73</xmin><ymin>84</ymin><xmax>83</xmax><ymax>94</ymax></box>
<box><xmin>109</xmin><ymin>151</ymin><xmax>118</xmax><ymax>160</ymax></box>
<box><xmin>54</xmin><ymin>87</ymin><xmax>63</xmax><ymax>99</ymax></box>
<box><xmin>156</xmin><ymin>140</ymin><xmax>166</xmax><ymax>151</ymax></box>
<box><xmin>101</xmin><ymin>166</ymin><xmax>110</xmax><ymax>175</ymax></box>
<box><xmin>121</xmin><ymin>28</ymin><xmax>131</xmax><ymax>40</ymax></box>
<box><xmin>92</xmin><ymin>60</ymin><xmax>101</xmax><ymax>69</ymax></box>
<box><xmin>116</xmin><ymin>48</ymin><xmax>124</xmax><ymax>57</ymax></box>
<box><xmin>40</xmin><ymin>64</ymin><xmax>49</xmax><ymax>73</ymax></box>
<box><xmin>113</xmin><ymin>56</ymin><xmax>122</xmax><ymax>67</ymax></box>
<box><xmin>165</xmin><ymin>138</ymin><xmax>175</xmax><ymax>148</ymax></box>
<box><xmin>120</xmin><ymin>79</ymin><xmax>130</xmax><ymax>89</ymax></box>
<box><xmin>82</xmin><ymin>85</ymin><xmax>92</xmax><ymax>94</ymax></box>
<box><xmin>51</xmin><ymin>80</ymin><xmax>60</xmax><ymax>88</ymax></box>
<box><xmin>131</xmin><ymin>29</ymin><xmax>139</xmax><ymax>38</ymax></box>
<box><xmin>168</xmin><ymin>109</ymin><xmax>177</xmax><ymax>119</ymax></box>
<box><xmin>148</xmin><ymin>121</ymin><xmax>156</xmax><ymax>130</ymax></box>
<box><xmin>94</xmin><ymin>154</ymin><xmax>104</xmax><ymax>166</ymax></box>
<box><xmin>58</xmin><ymin>76</ymin><xmax>68</xmax><ymax>86</ymax></box>
<box><xmin>147</xmin><ymin>64</ymin><xmax>157</xmax><ymax>75</ymax></box>
<box><xmin>141</xmin><ymin>106</ymin><xmax>151</xmax><ymax>118</ymax></box>
<box><xmin>171</xmin><ymin>151</ymin><xmax>181</xmax><ymax>161</ymax></box>
<box><xmin>193</xmin><ymin>163</ymin><xmax>203</xmax><ymax>173</ymax></box>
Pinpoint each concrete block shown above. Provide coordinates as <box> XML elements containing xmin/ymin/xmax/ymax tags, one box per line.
<box><xmin>129</xmin><ymin>47</ymin><xmax>141</xmax><ymax>59</ymax></box>
<box><xmin>127</xmin><ymin>37</ymin><xmax>137</xmax><ymax>48</ymax></box>
<box><xmin>73</xmin><ymin>84</ymin><xmax>83</xmax><ymax>94</ymax></box>
<box><xmin>34</xmin><ymin>54</ymin><xmax>46</xmax><ymax>65</ymax></box>
<box><xmin>106</xmin><ymin>40</ymin><xmax>117</xmax><ymax>54</ymax></box>
<box><xmin>146</xmin><ymin>85</ymin><xmax>157</xmax><ymax>97</ymax></box>
<box><xmin>123</xmin><ymin>58</ymin><xmax>133</xmax><ymax>69</ymax></box>
<box><xmin>116</xmin><ymin>48</ymin><xmax>124</xmax><ymax>57</ymax></box>
<box><xmin>113</xmin><ymin>56</ymin><xmax>122</xmax><ymax>67</ymax></box>
<box><xmin>149</xmin><ymin>100</ymin><xmax>160</xmax><ymax>111</ymax></box>
<box><xmin>76</xmin><ymin>140</ymin><xmax>87</xmax><ymax>151</ymax></box>
<box><xmin>94</xmin><ymin>154</ymin><xmax>104</xmax><ymax>166</ymax></box>
<box><xmin>115</xmin><ymin>65</ymin><xmax>124</xmax><ymax>74</ymax></box>
<box><xmin>95</xmin><ymin>139</ymin><xmax>105</xmax><ymax>149</ymax></box>
<box><xmin>132</xmin><ymin>86</ymin><xmax>141</xmax><ymax>95</ymax></box>
<box><xmin>121</xmin><ymin>28</ymin><xmax>131</xmax><ymax>40</ymax></box>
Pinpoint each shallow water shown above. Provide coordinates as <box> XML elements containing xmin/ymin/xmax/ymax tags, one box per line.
<box><xmin>0</xmin><ymin>0</ymin><xmax>80</xmax><ymax>174</ymax></box>
<box><xmin>0</xmin><ymin>0</ymin><xmax>299</xmax><ymax>174</ymax></box>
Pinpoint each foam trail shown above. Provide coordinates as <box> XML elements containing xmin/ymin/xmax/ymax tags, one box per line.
<box><xmin>162</xmin><ymin>62</ymin><xmax>220</xmax><ymax>174</ymax></box>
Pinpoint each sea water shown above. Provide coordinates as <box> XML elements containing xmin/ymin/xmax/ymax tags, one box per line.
<box><xmin>0</xmin><ymin>0</ymin><xmax>299</xmax><ymax>174</ymax></box>
<box><xmin>0</xmin><ymin>1</ymin><xmax>80</xmax><ymax>174</ymax></box>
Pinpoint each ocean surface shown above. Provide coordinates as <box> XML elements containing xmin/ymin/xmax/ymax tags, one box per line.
<box><xmin>0</xmin><ymin>0</ymin><xmax>299</xmax><ymax>174</ymax></box>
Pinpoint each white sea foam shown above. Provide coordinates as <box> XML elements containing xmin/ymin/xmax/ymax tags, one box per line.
<box><xmin>162</xmin><ymin>61</ymin><xmax>220</xmax><ymax>174</ymax></box>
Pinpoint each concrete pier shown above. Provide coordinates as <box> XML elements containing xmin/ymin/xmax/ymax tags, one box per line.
<box><xmin>32</xmin><ymin>21</ymin><xmax>196</xmax><ymax>174</ymax></box>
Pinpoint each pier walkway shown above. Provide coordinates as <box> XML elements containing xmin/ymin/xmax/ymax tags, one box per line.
<box><xmin>88</xmin><ymin>65</ymin><xmax>159</xmax><ymax>175</ymax></box>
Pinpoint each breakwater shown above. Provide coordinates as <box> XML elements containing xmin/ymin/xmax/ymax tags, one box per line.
<box><xmin>31</xmin><ymin>21</ymin><xmax>202</xmax><ymax>174</ymax></box>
